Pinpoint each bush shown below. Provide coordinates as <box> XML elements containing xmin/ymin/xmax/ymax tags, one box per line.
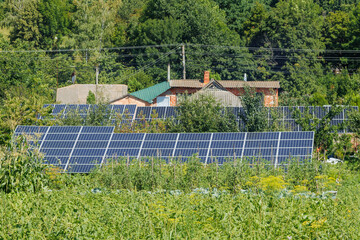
<box><xmin>168</xmin><ymin>94</ymin><xmax>238</xmax><ymax>133</ymax></box>
<box><xmin>0</xmin><ymin>139</ymin><xmax>50</xmax><ymax>193</ymax></box>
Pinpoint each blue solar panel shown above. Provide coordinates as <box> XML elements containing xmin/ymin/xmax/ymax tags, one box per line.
<box><xmin>42</xmin><ymin>148</ymin><xmax>72</xmax><ymax>156</ymax></box>
<box><xmin>44</xmin><ymin>157</ymin><xmax>69</xmax><ymax>165</ymax></box>
<box><xmin>75</xmin><ymin>141</ymin><xmax>109</xmax><ymax>148</ymax></box>
<box><xmin>165</xmin><ymin>107</ymin><xmax>177</xmax><ymax>118</ymax></box>
<box><xmin>247</xmin><ymin>132</ymin><xmax>279</xmax><ymax>140</ymax></box>
<box><xmin>145</xmin><ymin>133</ymin><xmax>178</xmax><ymax>141</ymax></box>
<box><xmin>135</xmin><ymin>107</ymin><xmax>151</xmax><ymax>119</ymax></box>
<box><xmin>142</xmin><ymin>141</ymin><xmax>176</xmax><ymax>148</ymax></box>
<box><xmin>69</xmin><ymin>157</ymin><xmax>102</xmax><ymax>164</ymax></box>
<box><xmin>211</xmin><ymin>141</ymin><xmax>243</xmax><ymax>148</ymax></box>
<box><xmin>212</xmin><ymin>132</ymin><xmax>245</xmax><ymax>140</ymax></box>
<box><xmin>48</xmin><ymin>126</ymin><xmax>81</xmax><ymax>134</ymax></box>
<box><xmin>124</xmin><ymin>105</ymin><xmax>136</xmax><ymax>114</ymax></box>
<box><xmin>67</xmin><ymin>164</ymin><xmax>98</xmax><ymax>173</ymax></box>
<box><xmin>279</xmin><ymin>140</ymin><xmax>313</xmax><ymax>147</ymax></box>
<box><xmin>52</xmin><ymin>105</ymin><xmax>66</xmax><ymax>114</ymax></box>
<box><xmin>281</xmin><ymin>132</ymin><xmax>314</xmax><ymax>140</ymax></box>
<box><xmin>140</xmin><ymin>149</ymin><xmax>174</xmax><ymax>157</ymax></box>
<box><xmin>45</xmin><ymin>134</ymin><xmax>78</xmax><ymax>141</ymax></box>
<box><xmin>72</xmin><ymin>148</ymin><xmax>106</xmax><ymax>156</ymax></box>
<box><xmin>106</xmin><ymin>148</ymin><xmax>139</xmax><ymax>157</ymax></box>
<box><xmin>112</xmin><ymin>133</ymin><xmax>144</xmax><ymax>141</ymax></box>
<box><xmin>151</xmin><ymin>107</ymin><xmax>166</xmax><ymax>118</ymax></box>
<box><xmin>41</xmin><ymin>141</ymin><xmax>76</xmax><ymax>148</ymax></box>
<box><xmin>112</xmin><ymin>105</ymin><xmax>124</xmax><ymax>114</ymax></box>
<box><xmin>15</xmin><ymin>126</ymin><xmax>315</xmax><ymax>172</ymax></box>
<box><xmin>178</xmin><ymin>133</ymin><xmax>211</xmax><ymax>141</ymax></box>
<box><xmin>81</xmin><ymin>126</ymin><xmax>114</xmax><ymax>133</ymax></box>
<box><xmin>211</xmin><ymin>149</ymin><xmax>243</xmax><ymax>156</ymax></box>
<box><xmin>243</xmin><ymin>148</ymin><xmax>273</xmax><ymax>156</ymax></box>
<box><xmin>15</xmin><ymin>126</ymin><xmax>49</xmax><ymax>134</ymax></box>
<box><xmin>64</xmin><ymin>105</ymin><xmax>78</xmax><ymax>113</ymax></box>
<box><xmin>108</xmin><ymin>141</ymin><xmax>142</xmax><ymax>148</ymax></box>
<box><xmin>78</xmin><ymin>134</ymin><xmax>112</xmax><ymax>141</ymax></box>
<box><xmin>177</xmin><ymin>141</ymin><xmax>209</xmax><ymax>149</ymax></box>
<box><xmin>174</xmin><ymin>149</ymin><xmax>208</xmax><ymax>156</ymax></box>
<box><xmin>244</xmin><ymin>140</ymin><xmax>278</xmax><ymax>148</ymax></box>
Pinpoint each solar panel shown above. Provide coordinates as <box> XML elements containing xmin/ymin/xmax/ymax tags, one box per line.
<box><xmin>15</xmin><ymin>126</ymin><xmax>315</xmax><ymax>173</ymax></box>
<box><xmin>42</xmin><ymin>104</ymin><xmax>137</xmax><ymax>122</ymax></box>
<box><xmin>41</xmin><ymin>105</ymin><xmax>358</xmax><ymax>133</ymax></box>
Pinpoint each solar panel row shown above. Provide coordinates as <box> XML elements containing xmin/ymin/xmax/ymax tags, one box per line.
<box><xmin>42</xmin><ymin>104</ymin><xmax>137</xmax><ymax>121</ymax></box>
<box><xmin>41</xmin><ymin>104</ymin><xmax>358</xmax><ymax>132</ymax></box>
<box><xmin>14</xmin><ymin>126</ymin><xmax>314</xmax><ymax>173</ymax></box>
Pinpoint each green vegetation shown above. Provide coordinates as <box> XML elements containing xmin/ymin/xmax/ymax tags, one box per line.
<box><xmin>1</xmin><ymin>0</ymin><xmax>360</xmax><ymax>237</ymax></box>
<box><xmin>0</xmin><ymin>0</ymin><xmax>360</xmax><ymax>106</ymax></box>
<box><xmin>1</xmin><ymin>141</ymin><xmax>360</xmax><ymax>238</ymax></box>
<box><xmin>168</xmin><ymin>94</ymin><xmax>238</xmax><ymax>133</ymax></box>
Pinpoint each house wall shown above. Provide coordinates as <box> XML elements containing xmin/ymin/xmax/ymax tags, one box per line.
<box><xmin>227</xmin><ymin>88</ymin><xmax>278</xmax><ymax>107</ymax></box>
<box><xmin>157</xmin><ymin>88</ymin><xmax>199</xmax><ymax>106</ymax></box>
<box><xmin>57</xmin><ymin>84</ymin><xmax>128</xmax><ymax>104</ymax></box>
<box><xmin>158</xmin><ymin>87</ymin><xmax>278</xmax><ymax>107</ymax></box>
<box><xmin>112</xmin><ymin>87</ymin><xmax>278</xmax><ymax>107</ymax></box>
<box><xmin>112</xmin><ymin>96</ymin><xmax>150</xmax><ymax>106</ymax></box>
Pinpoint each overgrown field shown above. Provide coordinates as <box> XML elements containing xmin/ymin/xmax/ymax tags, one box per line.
<box><xmin>1</xmin><ymin>177</ymin><xmax>360</xmax><ymax>239</ymax></box>
<box><xmin>1</xmin><ymin>143</ymin><xmax>360</xmax><ymax>238</ymax></box>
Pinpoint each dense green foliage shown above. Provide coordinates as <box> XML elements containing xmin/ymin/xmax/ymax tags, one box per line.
<box><xmin>2</xmin><ymin>183</ymin><xmax>360</xmax><ymax>239</ymax></box>
<box><xmin>168</xmin><ymin>94</ymin><xmax>238</xmax><ymax>132</ymax></box>
<box><xmin>0</xmin><ymin>140</ymin><xmax>49</xmax><ymax>193</ymax></box>
<box><xmin>1</xmin><ymin>141</ymin><xmax>360</xmax><ymax>238</ymax></box>
<box><xmin>0</xmin><ymin>0</ymin><xmax>360</xmax><ymax>105</ymax></box>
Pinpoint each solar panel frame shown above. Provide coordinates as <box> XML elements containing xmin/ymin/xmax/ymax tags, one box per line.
<box><xmin>15</xmin><ymin>126</ymin><xmax>315</xmax><ymax>173</ymax></box>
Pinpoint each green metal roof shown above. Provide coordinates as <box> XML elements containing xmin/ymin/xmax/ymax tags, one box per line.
<box><xmin>129</xmin><ymin>81</ymin><xmax>171</xmax><ymax>103</ymax></box>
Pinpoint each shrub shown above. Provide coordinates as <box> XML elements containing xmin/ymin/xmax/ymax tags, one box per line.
<box><xmin>0</xmin><ymin>139</ymin><xmax>50</xmax><ymax>193</ymax></box>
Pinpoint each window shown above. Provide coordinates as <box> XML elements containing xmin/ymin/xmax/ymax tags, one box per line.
<box><xmin>157</xmin><ymin>96</ymin><xmax>170</xmax><ymax>106</ymax></box>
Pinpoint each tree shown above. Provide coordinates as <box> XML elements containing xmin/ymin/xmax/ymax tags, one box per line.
<box><xmin>292</xmin><ymin>105</ymin><xmax>345</xmax><ymax>154</ymax></box>
<box><xmin>238</xmin><ymin>86</ymin><xmax>269</xmax><ymax>132</ymax></box>
<box><xmin>0</xmin><ymin>38</ymin><xmax>56</xmax><ymax>100</ymax></box>
<box><xmin>169</xmin><ymin>94</ymin><xmax>238</xmax><ymax>133</ymax></box>
<box><xmin>0</xmin><ymin>91</ymin><xmax>52</xmax><ymax>144</ymax></box>
<box><xmin>6</xmin><ymin>0</ymin><xmax>43</xmax><ymax>46</ymax></box>
<box><xmin>37</xmin><ymin>0</ymin><xmax>74</xmax><ymax>49</ymax></box>
<box><xmin>128</xmin><ymin>0</ymin><xmax>246</xmax><ymax>81</ymax></box>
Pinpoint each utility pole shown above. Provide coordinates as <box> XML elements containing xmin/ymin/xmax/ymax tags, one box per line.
<box><xmin>182</xmin><ymin>44</ymin><xmax>186</xmax><ymax>79</ymax></box>
<box><xmin>56</xmin><ymin>59</ymin><xmax>59</xmax><ymax>89</ymax></box>
<box><xmin>167</xmin><ymin>63</ymin><xmax>171</xmax><ymax>82</ymax></box>
<box><xmin>95</xmin><ymin>64</ymin><xmax>99</xmax><ymax>85</ymax></box>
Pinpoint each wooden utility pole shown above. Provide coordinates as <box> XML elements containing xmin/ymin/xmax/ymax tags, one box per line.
<box><xmin>56</xmin><ymin>59</ymin><xmax>59</xmax><ymax>89</ymax></box>
<box><xmin>182</xmin><ymin>44</ymin><xmax>186</xmax><ymax>79</ymax></box>
<box><xmin>95</xmin><ymin>64</ymin><xmax>99</xmax><ymax>85</ymax></box>
<box><xmin>167</xmin><ymin>63</ymin><xmax>171</xmax><ymax>81</ymax></box>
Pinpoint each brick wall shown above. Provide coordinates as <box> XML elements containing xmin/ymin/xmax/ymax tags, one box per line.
<box><xmin>227</xmin><ymin>88</ymin><xmax>278</xmax><ymax>107</ymax></box>
<box><xmin>112</xmin><ymin>87</ymin><xmax>278</xmax><ymax>107</ymax></box>
<box><xmin>112</xmin><ymin>96</ymin><xmax>150</xmax><ymax>106</ymax></box>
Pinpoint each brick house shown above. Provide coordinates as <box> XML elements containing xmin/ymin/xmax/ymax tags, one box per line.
<box><xmin>111</xmin><ymin>71</ymin><xmax>280</xmax><ymax>107</ymax></box>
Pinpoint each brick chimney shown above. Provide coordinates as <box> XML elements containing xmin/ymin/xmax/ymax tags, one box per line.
<box><xmin>204</xmin><ymin>71</ymin><xmax>210</xmax><ymax>84</ymax></box>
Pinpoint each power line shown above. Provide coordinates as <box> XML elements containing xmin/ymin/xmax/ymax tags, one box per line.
<box><xmin>2</xmin><ymin>43</ymin><xmax>360</xmax><ymax>54</ymax></box>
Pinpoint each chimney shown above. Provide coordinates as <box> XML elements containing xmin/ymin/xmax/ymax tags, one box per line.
<box><xmin>204</xmin><ymin>71</ymin><xmax>210</xmax><ymax>84</ymax></box>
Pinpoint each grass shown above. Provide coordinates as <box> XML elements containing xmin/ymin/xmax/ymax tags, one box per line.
<box><xmin>1</xmin><ymin>142</ymin><xmax>360</xmax><ymax>238</ymax></box>
<box><xmin>1</xmin><ymin>177</ymin><xmax>360</xmax><ymax>239</ymax></box>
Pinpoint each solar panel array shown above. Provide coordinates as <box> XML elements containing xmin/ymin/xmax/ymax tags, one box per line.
<box><xmin>41</xmin><ymin>104</ymin><xmax>358</xmax><ymax>132</ymax></box>
<box><xmin>42</xmin><ymin>104</ymin><xmax>137</xmax><ymax>121</ymax></box>
<box><xmin>14</xmin><ymin>126</ymin><xmax>314</xmax><ymax>173</ymax></box>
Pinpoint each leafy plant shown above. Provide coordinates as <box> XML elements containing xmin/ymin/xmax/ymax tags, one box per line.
<box><xmin>239</xmin><ymin>85</ymin><xmax>269</xmax><ymax>132</ymax></box>
<box><xmin>0</xmin><ymin>138</ymin><xmax>49</xmax><ymax>193</ymax></box>
<box><xmin>168</xmin><ymin>93</ymin><xmax>238</xmax><ymax>133</ymax></box>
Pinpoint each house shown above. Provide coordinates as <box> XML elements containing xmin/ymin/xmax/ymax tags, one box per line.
<box><xmin>111</xmin><ymin>71</ymin><xmax>280</xmax><ymax>107</ymax></box>
<box><xmin>56</xmin><ymin>84</ymin><xmax>128</xmax><ymax>104</ymax></box>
